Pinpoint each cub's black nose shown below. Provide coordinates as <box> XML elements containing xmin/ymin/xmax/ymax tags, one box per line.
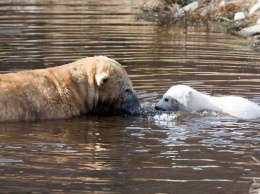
<box><xmin>155</xmin><ymin>105</ymin><xmax>166</xmax><ymax>111</ymax></box>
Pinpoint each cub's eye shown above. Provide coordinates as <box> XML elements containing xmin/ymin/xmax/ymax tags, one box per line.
<box><xmin>125</xmin><ymin>88</ymin><xmax>130</xmax><ymax>93</ymax></box>
<box><xmin>164</xmin><ymin>98</ymin><xmax>169</xmax><ymax>102</ymax></box>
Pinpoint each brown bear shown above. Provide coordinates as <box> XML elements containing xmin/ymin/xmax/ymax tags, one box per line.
<box><xmin>0</xmin><ymin>56</ymin><xmax>141</xmax><ymax>122</ymax></box>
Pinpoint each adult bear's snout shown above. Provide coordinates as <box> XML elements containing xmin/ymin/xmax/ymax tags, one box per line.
<box><xmin>122</xmin><ymin>91</ymin><xmax>141</xmax><ymax>114</ymax></box>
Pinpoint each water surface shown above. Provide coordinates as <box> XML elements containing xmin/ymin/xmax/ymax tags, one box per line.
<box><xmin>0</xmin><ymin>0</ymin><xmax>260</xmax><ymax>193</ymax></box>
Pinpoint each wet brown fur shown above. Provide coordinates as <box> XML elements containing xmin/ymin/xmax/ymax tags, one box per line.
<box><xmin>0</xmin><ymin>56</ymin><xmax>134</xmax><ymax>122</ymax></box>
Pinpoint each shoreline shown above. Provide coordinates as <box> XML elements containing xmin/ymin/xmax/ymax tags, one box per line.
<box><xmin>135</xmin><ymin>0</ymin><xmax>260</xmax><ymax>51</ymax></box>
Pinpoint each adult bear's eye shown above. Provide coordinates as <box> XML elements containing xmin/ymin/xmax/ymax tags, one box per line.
<box><xmin>164</xmin><ymin>98</ymin><xmax>169</xmax><ymax>102</ymax></box>
<box><xmin>103</xmin><ymin>77</ymin><xmax>108</xmax><ymax>83</ymax></box>
<box><xmin>125</xmin><ymin>88</ymin><xmax>130</xmax><ymax>93</ymax></box>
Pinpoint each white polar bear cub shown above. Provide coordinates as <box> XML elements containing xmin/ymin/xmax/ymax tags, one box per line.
<box><xmin>155</xmin><ymin>85</ymin><xmax>260</xmax><ymax>119</ymax></box>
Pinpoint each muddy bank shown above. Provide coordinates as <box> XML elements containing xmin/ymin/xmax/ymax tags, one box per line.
<box><xmin>135</xmin><ymin>0</ymin><xmax>260</xmax><ymax>51</ymax></box>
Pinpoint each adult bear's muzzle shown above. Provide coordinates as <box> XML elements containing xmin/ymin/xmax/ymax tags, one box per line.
<box><xmin>121</xmin><ymin>89</ymin><xmax>142</xmax><ymax>114</ymax></box>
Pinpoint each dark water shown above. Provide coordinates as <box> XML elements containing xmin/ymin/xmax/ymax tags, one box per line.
<box><xmin>0</xmin><ymin>0</ymin><xmax>260</xmax><ymax>193</ymax></box>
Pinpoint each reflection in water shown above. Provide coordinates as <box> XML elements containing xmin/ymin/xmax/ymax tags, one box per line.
<box><xmin>0</xmin><ymin>0</ymin><xmax>260</xmax><ymax>193</ymax></box>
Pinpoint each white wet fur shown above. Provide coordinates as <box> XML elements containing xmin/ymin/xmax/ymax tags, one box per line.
<box><xmin>163</xmin><ymin>85</ymin><xmax>260</xmax><ymax>119</ymax></box>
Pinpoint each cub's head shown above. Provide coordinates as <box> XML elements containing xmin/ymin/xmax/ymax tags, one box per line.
<box><xmin>155</xmin><ymin>85</ymin><xmax>194</xmax><ymax>111</ymax></box>
<box><xmin>91</xmin><ymin>56</ymin><xmax>141</xmax><ymax>114</ymax></box>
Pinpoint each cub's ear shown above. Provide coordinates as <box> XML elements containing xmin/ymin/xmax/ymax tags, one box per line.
<box><xmin>95</xmin><ymin>72</ymin><xmax>109</xmax><ymax>86</ymax></box>
<box><xmin>187</xmin><ymin>90</ymin><xmax>192</xmax><ymax>96</ymax></box>
<box><xmin>185</xmin><ymin>90</ymin><xmax>192</xmax><ymax>99</ymax></box>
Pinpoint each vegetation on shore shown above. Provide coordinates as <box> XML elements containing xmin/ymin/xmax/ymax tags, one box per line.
<box><xmin>135</xmin><ymin>0</ymin><xmax>260</xmax><ymax>50</ymax></box>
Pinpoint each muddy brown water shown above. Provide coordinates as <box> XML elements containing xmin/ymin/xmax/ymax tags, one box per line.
<box><xmin>0</xmin><ymin>0</ymin><xmax>260</xmax><ymax>193</ymax></box>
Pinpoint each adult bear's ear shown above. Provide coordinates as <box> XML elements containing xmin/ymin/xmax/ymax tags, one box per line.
<box><xmin>95</xmin><ymin>72</ymin><xmax>109</xmax><ymax>86</ymax></box>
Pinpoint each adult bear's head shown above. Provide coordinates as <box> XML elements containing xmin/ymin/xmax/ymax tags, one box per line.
<box><xmin>74</xmin><ymin>56</ymin><xmax>141</xmax><ymax>115</ymax></box>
